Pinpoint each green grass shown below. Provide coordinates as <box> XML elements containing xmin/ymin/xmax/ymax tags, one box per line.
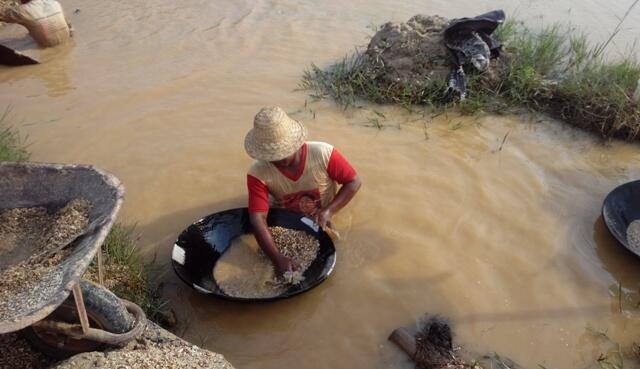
<box><xmin>0</xmin><ymin>108</ymin><xmax>30</xmax><ymax>162</ymax></box>
<box><xmin>299</xmin><ymin>53</ymin><xmax>449</xmax><ymax>110</ymax></box>
<box><xmin>301</xmin><ymin>15</ymin><xmax>640</xmax><ymax>140</ymax></box>
<box><xmin>489</xmin><ymin>21</ymin><xmax>565</xmax><ymax>105</ymax></box>
<box><xmin>86</xmin><ymin>223</ymin><xmax>170</xmax><ymax>325</ymax></box>
<box><xmin>492</xmin><ymin>19</ymin><xmax>640</xmax><ymax>139</ymax></box>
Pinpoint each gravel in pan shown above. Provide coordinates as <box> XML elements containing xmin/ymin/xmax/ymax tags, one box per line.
<box><xmin>213</xmin><ymin>226</ymin><xmax>320</xmax><ymax>299</ymax></box>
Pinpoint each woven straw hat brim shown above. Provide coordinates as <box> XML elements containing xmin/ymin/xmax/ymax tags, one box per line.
<box><xmin>244</xmin><ymin>117</ymin><xmax>307</xmax><ymax>161</ymax></box>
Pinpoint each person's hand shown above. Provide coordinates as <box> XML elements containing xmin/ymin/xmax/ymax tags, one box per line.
<box><xmin>274</xmin><ymin>254</ymin><xmax>299</xmax><ymax>276</ymax></box>
<box><xmin>313</xmin><ymin>207</ymin><xmax>333</xmax><ymax>229</ymax></box>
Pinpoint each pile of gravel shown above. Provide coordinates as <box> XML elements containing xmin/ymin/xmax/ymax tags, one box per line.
<box><xmin>0</xmin><ymin>321</ymin><xmax>235</xmax><ymax>369</ymax></box>
<box><xmin>362</xmin><ymin>15</ymin><xmax>452</xmax><ymax>89</ymax></box>
<box><xmin>0</xmin><ymin>332</ymin><xmax>55</xmax><ymax>369</ymax></box>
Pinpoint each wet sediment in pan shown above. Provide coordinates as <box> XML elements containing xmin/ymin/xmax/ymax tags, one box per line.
<box><xmin>213</xmin><ymin>226</ymin><xmax>320</xmax><ymax>299</ymax></box>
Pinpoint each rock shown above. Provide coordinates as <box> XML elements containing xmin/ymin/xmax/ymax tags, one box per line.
<box><xmin>359</xmin><ymin>14</ymin><xmax>509</xmax><ymax>102</ymax></box>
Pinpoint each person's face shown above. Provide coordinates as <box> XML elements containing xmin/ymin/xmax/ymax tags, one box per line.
<box><xmin>271</xmin><ymin>151</ymin><xmax>297</xmax><ymax>168</ymax></box>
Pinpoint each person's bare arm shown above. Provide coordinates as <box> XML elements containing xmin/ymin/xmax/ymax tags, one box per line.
<box><xmin>249</xmin><ymin>211</ymin><xmax>295</xmax><ymax>275</ymax></box>
<box><xmin>314</xmin><ymin>175</ymin><xmax>362</xmax><ymax>228</ymax></box>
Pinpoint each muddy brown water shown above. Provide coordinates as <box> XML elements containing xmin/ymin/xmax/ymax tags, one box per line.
<box><xmin>2</xmin><ymin>1</ymin><xmax>640</xmax><ymax>368</ymax></box>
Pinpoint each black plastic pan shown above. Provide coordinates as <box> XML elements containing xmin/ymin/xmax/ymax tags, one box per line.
<box><xmin>602</xmin><ymin>180</ymin><xmax>640</xmax><ymax>256</ymax></box>
<box><xmin>171</xmin><ymin>208</ymin><xmax>336</xmax><ymax>302</ymax></box>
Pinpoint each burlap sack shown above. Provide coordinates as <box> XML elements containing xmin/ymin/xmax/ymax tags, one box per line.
<box><xmin>1</xmin><ymin>0</ymin><xmax>70</xmax><ymax>47</ymax></box>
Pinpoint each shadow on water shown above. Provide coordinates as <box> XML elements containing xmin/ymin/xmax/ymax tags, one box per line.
<box><xmin>593</xmin><ymin>216</ymin><xmax>640</xmax><ymax>312</ymax></box>
<box><xmin>593</xmin><ymin>215</ymin><xmax>640</xmax><ymax>287</ymax></box>
<box><xmin>136</xmin><ymin>196</ymin><xmax>246</xmax><ymax>264</ymax></box>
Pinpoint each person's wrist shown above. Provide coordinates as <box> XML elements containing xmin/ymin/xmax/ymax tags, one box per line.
<box><xmin>324</xmin><ymin>207</ymin><xmax>334</xmax><ymax>219</ymax></box>
<box><xmin>271</xmin><ymin>253</ymin><xmax>282</xmax><ymax>264</ymax></box>
<box><xmin>274</xmin><ymin>254</ymin><xmax>291</xmax><ymax>273</ymax></box>
<box><xmin>275</xmin><ymin>253</ymin><xmax>290</xmax><ymax>267</ymax></box>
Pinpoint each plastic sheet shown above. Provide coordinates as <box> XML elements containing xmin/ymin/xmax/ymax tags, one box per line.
<box><xmin>443</xmin><ymin>10</ymin><xmax>505</xmax><ymax>101</ymax></box>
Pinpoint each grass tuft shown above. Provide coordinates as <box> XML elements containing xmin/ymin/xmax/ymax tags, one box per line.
<box><xmin>494</xmin><ymin>20</ymin><xmax>640</xmax><ymax>139</ymax></box>
<box><xmin>0</xmin><ymin>107</ymin><xmax>30</xmax><ymax>162</ymax></box>
<box><xmin>300</xmin><ymin>52</ymin><xmax>449</xmax><ymax>110</ymax></box>
<box><xmin>85</xmin><ymin>223</ymin><xmax>170</xmax><ymax>325</ymax></box>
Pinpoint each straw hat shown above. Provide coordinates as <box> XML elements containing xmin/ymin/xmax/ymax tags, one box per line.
<box><xmin>244</xmin><ymin>106</ymin><xmax>307</xmax><ymax>161</ymax></box>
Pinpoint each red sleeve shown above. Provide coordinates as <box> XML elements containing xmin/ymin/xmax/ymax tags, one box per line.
<box><xmin>327</xmin><ymin>148</ymin><xmax>357</xmax><ymax>184</ymax></box>
<box><xmin>247</xmin><ymin>174</ymin><xmax>269</xmax><ymax>213</ymax></box>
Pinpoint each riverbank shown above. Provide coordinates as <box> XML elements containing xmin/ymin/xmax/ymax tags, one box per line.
<box><xmin>301</xmin><ymin>11</ymin><xmax>640</xmax><ymax>140</ymax></box>
<box><xmin>0</xmin><ymin>320</ymin><xmax>234</xmax><ymax>369</ymax></box>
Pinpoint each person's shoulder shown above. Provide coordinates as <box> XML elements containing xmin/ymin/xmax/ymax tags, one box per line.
<box><xmin>247</xmin><ymin>160</ymin><xmax>272</xmax><ymax>178</ymax></box>
<box><xmin>307</xmin><ymin>141</ymin><xmax>334</xmax><ymax>153</ymax></box>
<box><xmin>306</xmin><ymin>141</ymin><xmax>334</xmax><ymax>164</ymax></box>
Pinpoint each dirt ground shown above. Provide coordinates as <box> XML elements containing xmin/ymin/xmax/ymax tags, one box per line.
<box><xmin>0</xmin><ymin>331</ymin><xmax>54</xmax><ymax>369</ymax></box>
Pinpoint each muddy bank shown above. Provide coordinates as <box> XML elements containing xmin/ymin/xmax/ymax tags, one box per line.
<box><xmin>363</xmin><ymin>15</ymin><xmax>451</xmax><ymax>89</ymax></box>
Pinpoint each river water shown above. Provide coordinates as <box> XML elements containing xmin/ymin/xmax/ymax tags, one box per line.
<box><xmin>2</xmin><ymin>1</ymin><xmax>640</xmax><ymax>368</ymax></box>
